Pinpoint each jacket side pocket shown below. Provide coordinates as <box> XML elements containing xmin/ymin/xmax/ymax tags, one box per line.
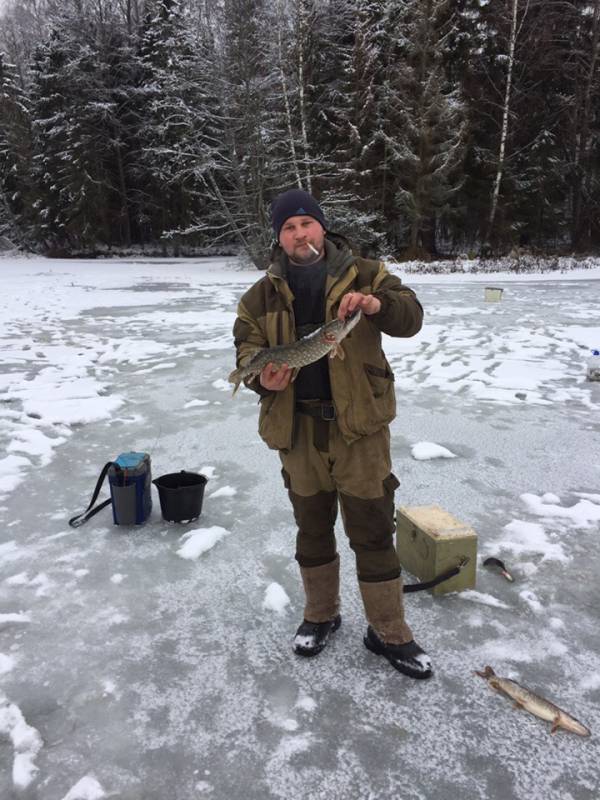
<box><xmin>364</xmin><ymin>362</ymin><xmax>395</xmax><ymax>398</ymax></box>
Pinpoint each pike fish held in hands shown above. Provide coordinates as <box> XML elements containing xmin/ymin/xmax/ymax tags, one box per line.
<box><xmin>229</xmin><ymin>309</ymin><xmax>362</xmax><ymax>396</ymax></box>
<box><xmin>476</xmin><ymin>666</ymin><xmax>591</xmax><ymax>737</ymax></box>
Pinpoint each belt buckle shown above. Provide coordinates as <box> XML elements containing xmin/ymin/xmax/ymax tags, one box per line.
<box><xmin>321</xmin><ymin>404</ymin><xmax>335</xmax><ymax>421</ymax></box>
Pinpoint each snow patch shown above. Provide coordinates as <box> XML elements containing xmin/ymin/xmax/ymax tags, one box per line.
<box><xmin>580</xmin><ymin>674</ymin><xmax>600</xmax><ymax>692</ymax></box>
<box><xmin>0</xmin><ymin>612</ymin><xmax>31</xmax><ymax>625</ymax></box>
<box><xmin>0</xmin><ymin>692</ymin><xmax>43</xmax><ymax>789</ymax></box>
<box><xmin>0</xmin><ymin>455</ymin><xmax>31</xmax><ymax>494</ymax></box>
<box><xmin>5</xmin><ymin>571</ymin><xmax>29</xmax><ymax>586</ymax></box>
<box><xmin>411</xmin><ymin>441</ymin><xmax>457</xmax><ymax>460</ymax></box>
<box><xmin>295</xmin><ymin>694</ymin><xmax>317</xmax><ymax>713</ymax></box>
<box><xmin>459</xmin><ymin>590</ymin><xmax>510</xmax><ymax>609</ymax></box>
<box><xmin>520</xmin><ymin>492</ymin><xmax>600</xmax><ymax>528</ymax></box>
<box><xmin>494</xmin><ymin>519</ymin><xmax>568</xmax><ymax>563</ymax></box>
<box><xmin>176</xmin><ymin>526</ymin><xmax>230</xmax><ymax>560</ymax></box>
<box><xmin>519</xmin><ymin>589</ymin><xmax>545</xmax><ymax>614</ymax></box>
<box><xmin>208</xmin><ymin>485</ymin><xmax>236</xmax><ymax>499</ymax></box>
<box><xmin>61</xmin><ymin>775</ymin><xmax>106</xmax><ymax>800</ymax></box>
<box><xmin>262</xmin><ymin>582</ymin><xmax>290</xmax><ymax>614</ymax></box>
<box><xmin>0</xmin><ymin>652</ymin><xmax>17</xmax><ymax>674</ymax></box>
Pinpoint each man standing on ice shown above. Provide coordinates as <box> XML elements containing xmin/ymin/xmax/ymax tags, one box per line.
<box><xmin>232</xmin><ymin>188</ymin><xmax>432</xmax><ymax>679</ymax></box>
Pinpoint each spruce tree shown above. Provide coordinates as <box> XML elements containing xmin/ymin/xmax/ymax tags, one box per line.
<box><xmin>383</xmin><ymin>0</ymin><xmax>467</xmax><ymax>257</ymax></box>
<box><xmin>29</xmin><ymin>13</ymin><xmax>142</xmax><ymax>251</ymax></box>
<box><xmin>0</xmin><ymin>50</ymin><xmax>32</xmax><ymax>246</ymax></box>
<box><xmin>321</xmin><ymin>0</ymin><xmax>388</xmax><ymax>253</ymax></box>
<box><xmin>215</xmin><ymin>0</ymin><xmax>273</xmax><ymax>267</ymax></box>
<box><xmin>567</xmin><ymin>0</ymin><xmax>600</xmax><ymax>250</ymax></box>
<box><xmin>28</xmin><ymin>30</ymin><xmax>73</xmax><ymax>250</ymax></box>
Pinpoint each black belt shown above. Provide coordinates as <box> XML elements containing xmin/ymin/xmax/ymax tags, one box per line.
<box><xmin>296</xmin><ymin>402</ymin><xmax>336</xmax><ymax>421</ymax></box>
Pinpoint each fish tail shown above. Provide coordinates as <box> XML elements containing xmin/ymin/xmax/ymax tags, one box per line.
<box><xmin>228</xmin><ymin>368</ymin><xmax>243</xmax><ymax>396</ymax></box>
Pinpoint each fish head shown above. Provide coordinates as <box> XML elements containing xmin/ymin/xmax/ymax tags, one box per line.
<box><xmin>320</xmin><ymin>309</ymin><xmax>362</xmax><ymax>344</ymax></box>
<box><xmin>475</xmin><ymin>666</ymin><xmax>496</xmax><ymax>680</ymax></box>
<box><xmin>343</xmin><ymin>307</ymin><xmax>362</xmax><ymax>331</ymax></box>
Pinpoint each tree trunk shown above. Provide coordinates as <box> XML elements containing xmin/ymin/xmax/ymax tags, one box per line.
<box><xmin>276</xmin><ymin>1</ymin><xmax>302</xmax><ymax>188</ymax></box>
<box><xmin>112</xmin><ymin>124</ymin><xmax>132</xmax><ymax>246</ymax></box>
<box><xmin>571</xmin><ymin>0</ymin><xmax>600</xmax><ymax>250</ymax></box>
<box><xmin>297</xmin><ymin>0</ymin><xmax>312</xmax><ymax>192</ymax></box>
<box><xmin>486</xmin><ymin>0</ymin><xmax>521</xmax><ymax>246</ymax></box>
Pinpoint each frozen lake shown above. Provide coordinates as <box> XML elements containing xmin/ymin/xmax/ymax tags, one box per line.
<box><xmin>1</xmin><ymin>256</ymin><xmax>599</xmax><ymax>799</ymax></box>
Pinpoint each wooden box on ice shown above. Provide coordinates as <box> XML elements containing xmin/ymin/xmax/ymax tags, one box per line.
<box><xmin>396</xmin><ymin>505</ymin><xmax>477</xmax><ymax>595</ymax></box>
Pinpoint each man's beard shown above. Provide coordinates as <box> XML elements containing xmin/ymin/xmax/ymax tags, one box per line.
<box><xmin>289</xmin><ymin>242</ymin><xmax>322</xmax><ymax>265</ymax></box>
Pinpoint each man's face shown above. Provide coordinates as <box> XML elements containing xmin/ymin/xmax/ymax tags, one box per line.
<box><xmin>278</xmin><ymin>215</ymin><xmax>326</xmax><ymax>264</ymax></box>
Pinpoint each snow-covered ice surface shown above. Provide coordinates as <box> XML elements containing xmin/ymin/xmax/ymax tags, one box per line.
<box><xmin>1</xmin><ymin>255</ymin><xmax>599</xmax><ymax>799</ymax></box>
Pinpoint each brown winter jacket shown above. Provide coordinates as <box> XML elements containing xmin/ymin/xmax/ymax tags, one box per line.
<box><xmin>232</xmin><ymin>234</ymin><xmax>423</xmax><ymax>452</ymax></box>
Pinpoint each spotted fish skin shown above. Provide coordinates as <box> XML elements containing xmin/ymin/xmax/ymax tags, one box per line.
<box><xmin>476</xmin><ymin>666</ymin><xmax>591</xmax><ymax>737</ymax></box>
<box><xmin>228</xmin><ymin>309</ymin><xmax>362</xmax><ymax>395</ymax></box>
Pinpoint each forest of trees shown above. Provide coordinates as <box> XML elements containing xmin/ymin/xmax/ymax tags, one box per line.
<box><xmin>0</xmin><ymin>0</ymin><xmax>599</xmax><ymax>267</ymax></box>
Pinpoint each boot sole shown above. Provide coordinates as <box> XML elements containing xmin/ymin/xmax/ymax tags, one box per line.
<box><xmin>363</xmin><ymin>634</ymin><xmax>433</xmax><ymax>680</ymax></box>
<box><xmin>293</xmin><ymin>615</ymin><xmax>342</xmax><ymax>657</ymax></box>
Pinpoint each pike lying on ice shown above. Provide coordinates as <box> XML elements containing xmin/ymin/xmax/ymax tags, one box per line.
<box><xmin>476</xmin><ymin>666</ymin><xmax>591</xmax><ymax>737</ymax></box>
<box><xmin>228</xmin><ymin>309</ymin><xmax>362</xmax><ymax>396</ymax></box>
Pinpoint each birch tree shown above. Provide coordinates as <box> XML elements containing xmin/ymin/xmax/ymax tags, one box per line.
<box><xmin>484</xmin><ymin>0</ymin><xmax>525</xmax><ymax>248</ymax></box>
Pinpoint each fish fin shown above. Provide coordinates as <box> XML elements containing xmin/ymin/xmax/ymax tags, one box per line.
<box><xmin>231</xmin><ymin>383</ymin><xmax>240</xmax><ymax>397</ymax></box>
<box><xmin>329</xmin><ymin>343</ymin><xmax>345</xmax><ymax>360</ymax></box>
<box><xmin>290</xmin><ymin>368</ymin><xmax>300</xmax><ymax>383</ymax></box>
<box><xmin>550</xmin><ymin>717</ymin><xmax>561</xmax><ymax>734</ymax></box>
<box><xmin>512</xmin><ymin>700</ymin><xmax>524</xmax><ymax>711</ymax></box>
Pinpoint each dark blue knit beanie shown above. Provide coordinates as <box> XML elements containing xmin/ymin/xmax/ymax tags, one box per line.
<box><xmin>271</xmin><ymin>189</ymin><xmax>327</xmax><ymax>238</ymax></box>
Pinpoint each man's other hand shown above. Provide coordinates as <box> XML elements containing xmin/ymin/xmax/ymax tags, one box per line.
<box><xmin>337</xmin><ymin>291</ymin><xmax>381</xmax><ymax>320</ymax></box>
<box><xmin>260</xmin><ymin>362</ymin><xmax>293</xmax><ymax>391</ymax></box>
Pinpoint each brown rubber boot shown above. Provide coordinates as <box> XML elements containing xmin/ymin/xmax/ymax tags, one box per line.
<box><xmin>300</xmin><ymin>554</ymin><xmax>341</xmax><ymax>623</ymax></box>
<box><xmin>359</xmin><ymin>578</ymin><xmax>432</xmax><ymax>679</ymax></box>
<box><xmin>293</xmin><ymin>555</ymin><xmax>341</xmax><ymax>657</ymax></box>
<box><xmin>358</xmin><ymin>577</ymin><xmax>413</xmax><ymax>644</ymax></box>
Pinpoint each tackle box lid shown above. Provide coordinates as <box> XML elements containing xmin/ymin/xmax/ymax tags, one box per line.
<box><xmin>398</xmin><ymin>504</ymin><xmax>477</xmax><ymax>540</ymax></box>
<box><xmin>114</xmin><ymin>452</ymin><xmax>149</xmax><ymax>470</ymax></box>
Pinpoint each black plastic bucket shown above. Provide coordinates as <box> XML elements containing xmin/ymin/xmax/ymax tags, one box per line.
<box><xmin>153</xmin><ymin>471</ymin><xmax>208</xmax><ymax>523</ymax></box>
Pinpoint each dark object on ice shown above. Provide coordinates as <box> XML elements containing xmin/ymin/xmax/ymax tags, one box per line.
<box><xmin>515</xmin><ymin>392</ymin><xmax>527</xmax><ymax>400</ymax></box>
<box><xmin>402</xmin><ymin>556</ymin><xmax>471</xmax><ymax>593</ymax></box>
<box><xmin>153</xmin><ymin>470</ymin><xmax>207</xmax><ymax>522</ymax></box>
<box><xmin>293</xmin><ymin>614</ymin><xmax>341</xmax><ymax>657</ymax></box>
<box><xmin>69</xmin><ymin>452</ymin><xmax>152</xmax><ymax>527</ymax></box>
<box><xmin>363</xmin><ymin>626</ymin><xmax>433</xmax><ymax>679</ymax></box>
<box><xmin>483</xmin><ymin>556</ymin><xmax>514</xmax><ymax>582</ymax></box>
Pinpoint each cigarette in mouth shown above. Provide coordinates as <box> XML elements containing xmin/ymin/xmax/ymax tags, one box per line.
<box><xmin>307</xmin><ymin>243</ymin><xmax>319</xmax><ymax>256</ymax></box>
